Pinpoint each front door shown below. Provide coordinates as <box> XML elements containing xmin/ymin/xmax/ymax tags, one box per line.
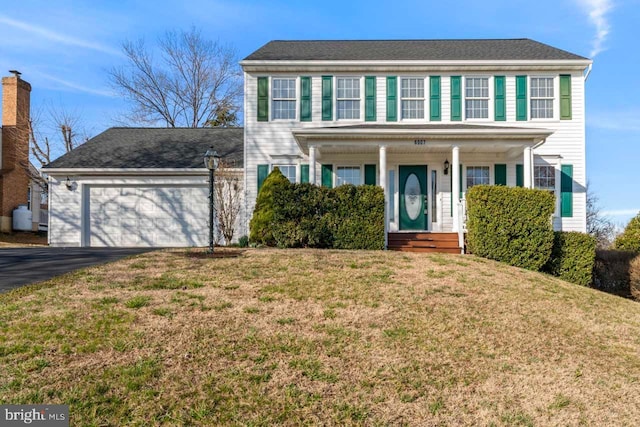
<box><xmin>399</xmin><ymin>165</ymin><xmax>428</xmax><ymax>230</ymax></box>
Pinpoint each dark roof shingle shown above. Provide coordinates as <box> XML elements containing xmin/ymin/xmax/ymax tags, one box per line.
<box><xmin>243</xmin><ymin>39</ymin><xmax>588</xmax><ymax>61</ymax></box>
<box><xmin>44</xmin><ymin>127</ymin><xmax>243</xmax><ymax>169</ymax></box>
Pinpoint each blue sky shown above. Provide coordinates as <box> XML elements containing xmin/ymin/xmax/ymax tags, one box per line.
<box><xmin>0</xmin><ymin>0</ymin><xmax>637</xmax><ymax>224</ymax></box>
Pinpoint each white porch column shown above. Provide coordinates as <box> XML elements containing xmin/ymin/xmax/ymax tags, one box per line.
<box><xmin>309</xmin><ymin>145</ymin><xmax>317</xmax><ymax>185</ymax></box>
<box><xmin>379</xmin><ymin>145</ymin><xmax>388</xmax><ymax>249</ymax></box>
<box><xmin>452</xmin><ymin>145</ymin><xmax>460</xmax><ymax>232</ymax></box>
<box><xmin>523</xmin><ymin>146</ymin><xmax>532</xmax><ymax>189</ymax></box>
<box><xmin>379</xmin><ymin>145</ymin><xmax>387</xmax><ymax>190</ymax></box>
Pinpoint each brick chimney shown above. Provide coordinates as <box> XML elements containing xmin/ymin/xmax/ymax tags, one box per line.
<box><xmin>0</xmin><ymin>71</ymin><xmax>31</xmax><ymax>232</ymax></box>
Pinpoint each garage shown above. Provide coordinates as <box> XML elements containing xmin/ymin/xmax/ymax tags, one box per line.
<box><xmin>43</xmin><ymin>127</ymin><xmax>244</xmax><ymax>247</ymax></box>
<box><xmin>87</xmin><ymin>185</ymin><xmax>209</xmax><ymax>247</ymax></box>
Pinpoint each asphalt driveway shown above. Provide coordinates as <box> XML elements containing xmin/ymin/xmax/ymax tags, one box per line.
<box><xmin>0</xmin><ymin>247</ymin><xmax>152</xmax><ymax>293</ymax></box>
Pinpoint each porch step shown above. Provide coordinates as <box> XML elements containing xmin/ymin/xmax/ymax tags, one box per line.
<box><xmin>387</xmin><ymin>232</ymin><xmax>462</xmax><ymax>254</ymax></box>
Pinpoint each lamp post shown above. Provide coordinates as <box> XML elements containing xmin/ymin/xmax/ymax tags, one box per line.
<box><xmin>204</xmin><ymin>147</ymin><xmax>221</xmax><ymax>254</ymax></box>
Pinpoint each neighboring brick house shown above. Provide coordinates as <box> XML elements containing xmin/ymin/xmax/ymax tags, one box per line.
<box><xmin>0</xmin><ymin>72</ymin><xmax>31</xmax><ymax>232</ymax></box>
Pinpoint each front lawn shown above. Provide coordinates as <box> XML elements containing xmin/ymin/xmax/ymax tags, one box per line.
<box><xmin>1</xmin><ymin>249</ymin><xmax>639</xmax><ymax>425</ymax></box>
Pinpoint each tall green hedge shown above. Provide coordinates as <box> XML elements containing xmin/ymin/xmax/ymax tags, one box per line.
<box><xmin>249</xmin><ymin>168</ymin><xmax>291</xmax><ymax>246</ymax></box>
<box><xmin>614</xmin><ymin>212</ymin><xmax>640</xmax><ymax>253</ymax></box>
<box><xmin>544</xmin><ymin>231</ymin><xmax>596</xmax><ymax>286</ymax></box>
<box><xmin>466</xmin><ymin>185</ymin><xmax>555</xmax><ymax>270</ymax></box>
<box><xmin>250</xmin><ymin>181</ymin><xmax>384</xmax><ymax>250</ymax></box>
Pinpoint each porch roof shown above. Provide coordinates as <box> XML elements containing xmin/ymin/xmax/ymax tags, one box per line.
<box><xmin>292</xmin><ymin>124</ymin><xmax>553</xmax><ymax>155</ymax></box>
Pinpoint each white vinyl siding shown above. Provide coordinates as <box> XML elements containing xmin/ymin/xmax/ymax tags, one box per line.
<box><xmin>336</xmin><ymin>77</ymin><xmax>360</xmax><ymax>119</ymax></box>
<box><xmin>272</xmin><ymin>78</ymin><xmax>296</xmax><ymax>120</ymax></box>
<box><xmin>465</xmin><ymin>77</ymin><xmax>489</xmax><ymax>119</ymax></box>
<box><xmin>530</xmin><ymin>77</ymin><xmax>554</xmax><ymax>119</ymax></box>
<box><xmin>401</xmin><ymin>78</ymin><xmax>425</xmax><ymax>119</ymax></box>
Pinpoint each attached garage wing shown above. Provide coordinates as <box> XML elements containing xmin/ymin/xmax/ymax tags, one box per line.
<box><xmin>87</xmin><ymin>185</ymin><xmax>208</xmax><ymax>247</ymax></box>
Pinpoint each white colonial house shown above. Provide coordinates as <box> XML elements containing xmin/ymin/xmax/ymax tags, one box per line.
<box><xmin>241</xmin><ymin>39</ymin><xmax>591</xmax><ymax>251</ymax></box>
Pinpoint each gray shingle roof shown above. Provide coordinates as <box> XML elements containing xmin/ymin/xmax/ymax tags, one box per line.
<box><xmin>244</xmin><ymin>39</ymin><xmax>588</xmax><ymax>61</ymax></box>
<box><xmin>44</xmin><ymin>127</ymin><xmax>243</xmax><ymax>169</ymax></box>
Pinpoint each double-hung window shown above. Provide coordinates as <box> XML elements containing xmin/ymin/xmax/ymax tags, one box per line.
<box><xmin>336</xmin><ymin>78</ymin><xmax>360</xmax><ymax>119</ymax></box>
<box><xmin>401</xmin><ymin>78</ymin><xmax>425</xmax><ymax>119</ymax></box>
<box><xmin>530</xmin><ymin>77</ymin><xmax>554</xmax><ymax>119</ymax></box>
<box><xmin>466</xmin><ymin>166</ymin><xmax>490</xmax><ymax>188</ymax></box>
<box><xmin>465</xmin><ymin>77</ymin><xmax>489</xmax><ymax>119</ymax></box>
<box><xmin>272</xmin><ymin>78</ymin><xmax>296</xmax><ymax>120</ymax></box>
<box><xmin>336</xmin><ymin>166</ymin><xmax>361</xmax><ymax>186</ymax></box>
<box><xmin>274</xmin><ymin>164</ymin><xmax>296</xmax><ymax>183</ymax></box>
<box><xmin>534</xmin><ymin>165</ymin><xmax>556</xmax><ymax>193</ymax></box>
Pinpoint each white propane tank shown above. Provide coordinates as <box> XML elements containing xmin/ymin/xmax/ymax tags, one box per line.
<box><xmin>12</xmin><ymin>204</ymin><xmax>33</xmax><ymax>231</ymax></box>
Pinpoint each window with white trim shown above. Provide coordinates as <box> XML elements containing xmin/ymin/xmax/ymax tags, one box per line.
<box><xmin>272</xmin><ymin>78</ymin><xmax>296</xmax><ymax>120</ymax></box>
<box><xmin>336</xmin><ymin>78</ymin><xmax>360</xmax><ymax>119</ymax></box>
<box><xmin>530</xmin><ymin>77</ymin><xmax>554</xmax><ymax>119</ymax></box>
<box><xmin>466</xmin><ymin>166</ymin><xmax>490</xmax><ymax>188</ymax></box>
<box><xmin>336</xmin><ymin>166</ymin><xmax>361</xmax><ymax>186</ymax></box>
<box><xmin>534</xmin><ymin>165</ymin><xmax>556</xmax><ymax>193</ymax></box>
<box><xmin>401</xmin><ymin>78</ymin><xmax>425</xmax><ymax>119</ymax></box>
<box><xmin>465</xmin><ymin>77</ymin><xmax>489</xmax><ymax>119</ymax></box>
<box><xmin>274</xmin><ymin>164</ymin><xmax>296</xmax><ymax>183</ymax></box>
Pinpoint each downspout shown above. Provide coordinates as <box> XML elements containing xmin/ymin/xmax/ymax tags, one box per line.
<box><xmin>584</xmin><ymin>63</ymin><xmax>593</xmax><ymax>81</ymax></box>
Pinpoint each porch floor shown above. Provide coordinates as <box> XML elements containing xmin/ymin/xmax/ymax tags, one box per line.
<box><xmin>387</xmin><ymin>232</ymin><xmax>462</xmax><ymax>254</ymax></box>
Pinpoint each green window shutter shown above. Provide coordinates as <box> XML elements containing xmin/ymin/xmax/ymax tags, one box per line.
<box><xmin>321</xmin><ymin>164</ymin><xmax>333</xmax><ymax>188</ymax></box>
<box><xmin>430</xmin><ymin>76</ymin><xmax>441</xmax><ymax>121</ymax></box>
<box><xmin>300</xmin><ymin>77</ymin><xmax>312</xmax><ymax>122</ymax></box>
<box><xmin>450</xmin><ymin>76</ymin><xmax>461</xmax><ymax>121</ymax></box>
<box><xmin>560</xmin><ymin>75</ymin><xmax>572</xmax><ymax>120</ymax></box>
<box><xmin>516</xmin><ymin>76</ymin><xmax>527</xmax><ymax>121</ymax></box>
<box><xmin>322</xmin><ymin>76</ymin><xmax>333</xmax><ymax>121</ymax></box>
<box><xmin>364</xmin><ymin>164</ymin><xmax>376</xmax><ymax>185</ymax></box>
<box><xmin>386</xmin><ymin>76</ymin><xmax>397</xmax><ymax>122</ymax></box>
<box><xmin>257</xmin><ymin>77</ymin><xmax>268</xmax><ymax>122</ymax></box>
<box><xmin>300</xmin><ymin>164</ymin><xmax>309</xmax><ymax>183</ymax></box>
<box><xmin>494</xmin><ymin>76</ymin><xmax>506</xmax><ymax>121</ymax></box>
<box><xmin>257</xmin><ymin>164</ymin><xmax>269</xmax><ymax>192</ymax></box>
<box><xmin>561</xmin><ymin>164</ymin><xmax>573</xmax><ymax>217</ymax></box>
<box><xmin>516</xmin><ymin>164</ymin><xmax>524</xmax><ymax>187</ymax></box>
<box><xmin>365</xmin><ymin>76</ymin><xmax>376</xmax><ymax>121</ymax></box>
<box><xmin>494</xmin><ymin>164</ymin><xmax>507</xmax><ymax>186</ymax></box>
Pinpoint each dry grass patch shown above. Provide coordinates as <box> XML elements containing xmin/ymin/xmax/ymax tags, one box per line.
<box><xmin>1</xmin><ymin>248</ymin><xmax>640</xmax><ymax>425</ymax></box>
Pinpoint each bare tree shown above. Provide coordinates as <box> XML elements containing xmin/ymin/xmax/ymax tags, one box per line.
<box><xmin>214</xmin><ymin>160</ymin><xmax>243</xmax><ymax>245</ymax></box>
<box><xmin>109</xmin><ymin>27</ymin><xmax>242</xmax><ymax>128</ymax></box>
<box><xmin>586</xmin><ymin>183</ymin><xmax>616</xmax><ymax>249</ymax></box>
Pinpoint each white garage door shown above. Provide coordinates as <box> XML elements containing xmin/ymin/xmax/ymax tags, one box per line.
<box><xmin>88</xmin><ymin>186</ymin><xmax>209</xmax><ymax>247</ymax></box>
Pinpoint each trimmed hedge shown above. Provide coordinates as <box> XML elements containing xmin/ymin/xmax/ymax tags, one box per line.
<box><xmin>614</xmin><ymin>212</ymin><xmax>640</xmax><ymax>253</ymax></box>
<box><xmin>249</xmin><ymin>168</ymin><xmax>291</xmax><ymax>246</ymax></box>
<box><xmin>250</xmin><ymin>181</ymin><xmax>384</xmax><ymax>250</ymax></box>
<box><xmin>544</xmin><ymin>231</ymin><xmax>596</xmax><ymax>286</ymax></box>
<box><xmin>466</xmin><ymin>185</ymin><xmax>555</xmax><ymax>271</ymax></box>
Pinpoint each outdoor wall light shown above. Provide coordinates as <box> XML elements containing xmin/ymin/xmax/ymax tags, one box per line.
<box><xmin>443</xmin><ymin>159</ymin><xmax>450</xmax><ymax>175</ymax></box>
<box><xmin>65</xmin><ymin>176</ymin><xmax>73</xmax><ymax>191</ymax></box>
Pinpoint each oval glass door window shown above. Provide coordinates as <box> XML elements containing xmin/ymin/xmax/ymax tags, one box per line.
<box><xmin>404</xmin><ymin>173</ymin><xmax>422</xmax><ymax>220</ymax></box>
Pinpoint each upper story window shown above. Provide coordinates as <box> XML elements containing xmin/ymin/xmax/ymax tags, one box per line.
<box><xmin>466</xmin><ymin>166</ymin><xmax>490</xmax><ymax>188</ymax></box>
<box><xmin>336</xmin><ymin>77</ymin><xmax>360</xmax><ymax>119</ymax></box>
<box><xmin>274</xmin><ymin>164</ymin><xmax>296</xmax><ymax>183</ymax></box>
<box><xmin>272</xmin><ymin>78</ymin><xmax>296</xmax><ymax>120</ymax></box>
<box><xmin>530</xmin><ymin>77</ymin><xmax>554</xmax><ymax>119</ymax></box>
<box><xmin>336</xmin><ymin>166</ymin><xmax>361</xmax><ymax>186</ymax></box>
<box><xmin>401</xmin><ymin>78</ymin><xmax>425</xmax><ymax>119</ymax></box>
<box><xmin>465</xmin><ymin>77</ymin><xmax>489</xmax><ymax>119</ymax></box>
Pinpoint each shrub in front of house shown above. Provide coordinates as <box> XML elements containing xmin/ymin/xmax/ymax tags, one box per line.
<box><xmin>466</xmin><ymin>185</ymin><xmax>555</xmax><ymax>271</ymax></box>
<box><xmin>249</xmin><ymin>168</ymin><xmax>291</xmax><ymax>246</ymax></box>
<box><xmin>630</xmin><ymin>254</ymin><xmax>640</xmax><ymax>300</ymax></box>
<box><xmin>544</xmin><ymin>231</ymin><xmax>596</xmax><ymax>286</ymax></box>
<box><xmin>253</xmin><ymin>181</ymin><xmax>384</xmax><ymax>250</ymax></box>
<box><xmin>614</xmin><ymin>212</ymin><xmax>640</xmax><ymax>253</ymax></box>
<box><xmin>329</xmin><ymin>184</ymin><xmax>385</xmax><ymax>250</ymax></box>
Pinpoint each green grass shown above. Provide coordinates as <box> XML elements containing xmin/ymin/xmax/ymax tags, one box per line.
<box><xmin>0</xmin><ymin>248</ymin><xmax>639</xmax><ymax>426</ymax></box>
